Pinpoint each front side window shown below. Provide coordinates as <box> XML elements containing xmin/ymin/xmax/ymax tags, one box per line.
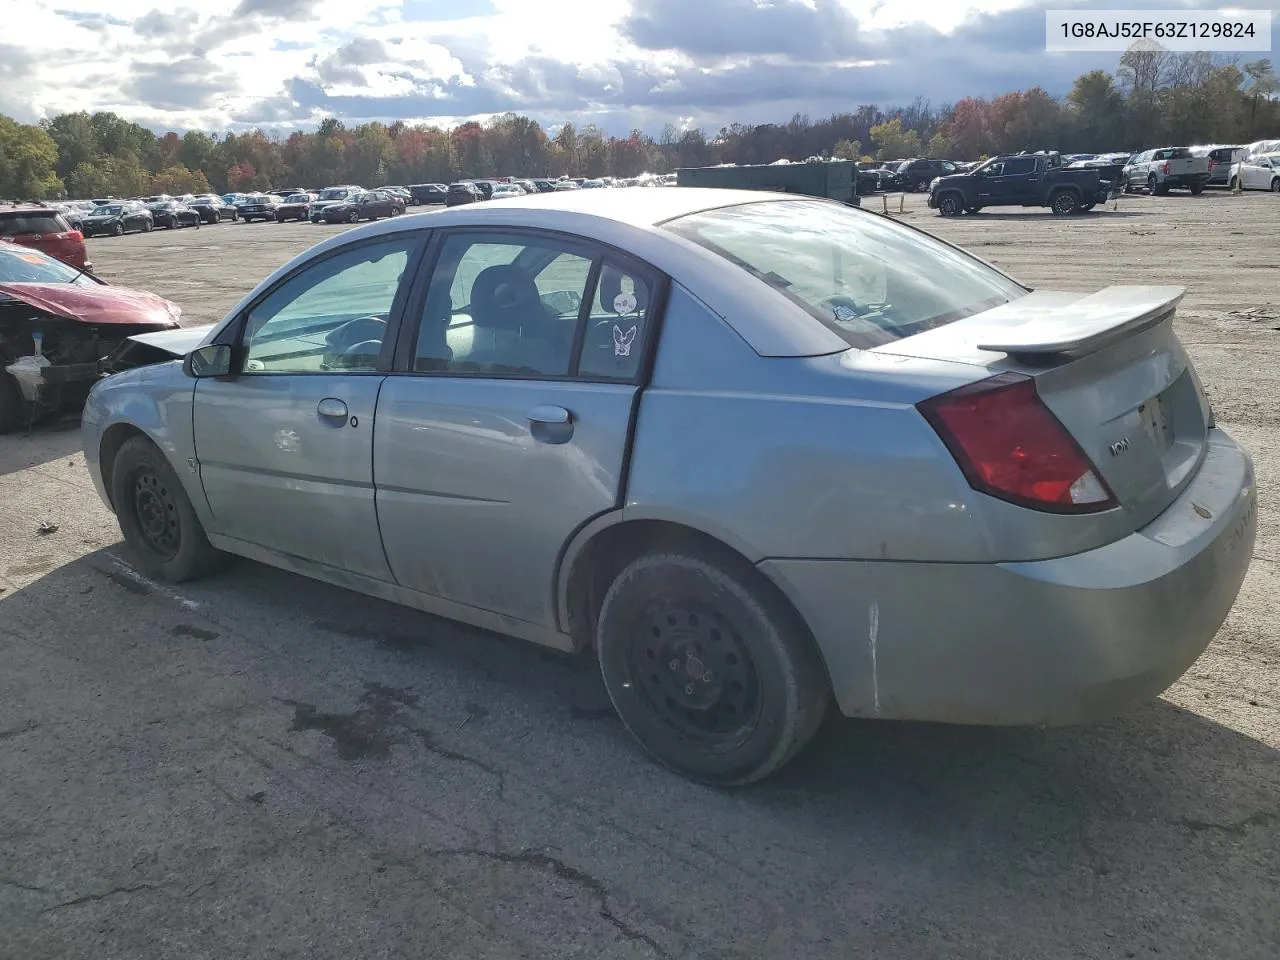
<box><xmin>1002</xmin><ymin>158</ymin><xmax>1036</xmax><ymax>176</ymax></box>
<box><xmin>664</xmin><ymin>199</ymin><xmax>1026</xmax><ymax>349</ymax></box>
<box><xmin>414</xmin><ymin>234</ymin><xmax>597</xmax><ymax>377</ymax></box>
<box><xmin>242</xmin><ymin>236</ymin><xmax>418</xmax><ymax>374</ymax></box>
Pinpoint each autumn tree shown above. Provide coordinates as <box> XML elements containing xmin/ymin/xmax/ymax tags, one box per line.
<box><xmin>0</xmin><ymin>117</ymin><xmax>63</xmax><ymax>198</ymax></box>
<box><xmin>150</xmin><ymin>165</ymin><xmax>212</xmax><ymax>195</ymax></box>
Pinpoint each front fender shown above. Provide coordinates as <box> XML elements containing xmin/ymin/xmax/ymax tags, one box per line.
<box><xmin>81</xmin><ymin>362</ymin><xmax>208</xmax><ymax>526</ymax></box>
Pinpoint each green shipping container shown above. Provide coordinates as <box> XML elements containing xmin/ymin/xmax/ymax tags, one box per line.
<box><xmin>675</xmin><ymin>161</ymin><xmax>859</xmax><ymax>204</ymax></box>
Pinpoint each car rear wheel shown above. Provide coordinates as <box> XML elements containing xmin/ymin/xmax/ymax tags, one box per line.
<box><xmin>937</xmin><ymin>193</ymin><xmax>962</xmax><ymax>217</ymax></box>
<box><xmin>1229</xmin><ymin>177</ymin><xmax>1240</xmax><ymax>191</ymax></box>
<box><xmin>111</xmin><ymin>437</ymin><xmax>223</xmax><ymax>583</ymax></box>
<box><xmin>0</xmin><ymin>371</ymin><xmax>25</xmax><ymax>434</ymax></box>
<box><xmin>596</xmin><ymin>549</ymin><xmax>830</xmax><ymax>786</ymax></box>
<box><xmin>1050</xmin><ymin>190</ymin><xmax>1079</xmax><ymax>215</ymax></box>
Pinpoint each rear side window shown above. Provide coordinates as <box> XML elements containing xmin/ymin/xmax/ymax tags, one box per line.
<box><xmin>0</xmin><ymin>213</ymin><xmax>65</xmax><ymax>235</ymax></box>
<box><xmin>664</xmin><ymin>199</ymin><xmax>1027</xmax><ymax>349</ymax></box>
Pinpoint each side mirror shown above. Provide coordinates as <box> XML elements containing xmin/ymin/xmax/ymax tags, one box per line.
<box><xmin>184</xmin><ymin>343</ymin><xmax>233</xmax><ymax>378</ymax></box>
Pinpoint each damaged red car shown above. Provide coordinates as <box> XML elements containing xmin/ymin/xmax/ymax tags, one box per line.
<box><xmin>0</xmin><ymin>243</ymin><xmax>182</xmax><ymax>432</ymax></box>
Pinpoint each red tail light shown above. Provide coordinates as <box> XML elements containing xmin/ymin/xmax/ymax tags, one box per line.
<box><xmin>1208</xmin><ymin>159</ymin><xmax>1217</xmax><ymax>171</ymax></box>
<box><xmin>58</xmin><ymin>231</ymin><xmax>83</xmax><ymax>242</ymax></box>
<box><xmin>918</xmin><ymin>373</ymin><xmax>1116</xmax><ymax>514</ymax></box>
<box><xmin>1162</xmin><ymin>161</ymin><xmax>1171</xmax><ymax>175</ymax></box>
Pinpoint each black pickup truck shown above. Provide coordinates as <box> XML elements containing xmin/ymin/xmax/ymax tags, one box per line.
<box><xmin>927</xmin><ymin>153</ymin><xmax>1114</xmax><ymax>216</ymax></box>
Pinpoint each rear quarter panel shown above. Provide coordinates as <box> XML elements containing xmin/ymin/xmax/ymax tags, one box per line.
<box><xmin>624</xmin><ymin>285</ymin><xmax>992</xmax><ymax>563</ymax></box>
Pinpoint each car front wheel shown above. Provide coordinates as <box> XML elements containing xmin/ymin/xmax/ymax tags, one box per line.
<box><xmin>937</xmin><ymin>193</ymin><xmax>962</xmax><ymax>216</ymax></box>
<box><xmin>347</xmin><ymin>210</ymin><xmax>360</xmax><ymax>223</ymax></box>
<box><xmin>112</xmin><ymin>223</ymin><xmax>124</xmax><ymax>236</ymax></box>
<box><xmin>111</xmin><ymin>437</ymin><xmax>223</xmax><ymax>583</ymax></box>
<box><xmin>596</xmin><ymin>548</ymin><xmax>830</xmax><ymax>786</ymax></box>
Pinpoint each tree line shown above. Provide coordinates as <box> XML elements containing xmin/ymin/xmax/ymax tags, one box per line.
<box><xmin>0</xmin><ymin>50</ymin><xmax>1274</xmax><ymax>201</ymax></box>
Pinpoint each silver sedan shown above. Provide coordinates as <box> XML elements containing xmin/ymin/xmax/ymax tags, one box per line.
<box><xmin>82</xmin><ymin>188</ymin><xmax>1257</xmax><ymax>785</ymax></box>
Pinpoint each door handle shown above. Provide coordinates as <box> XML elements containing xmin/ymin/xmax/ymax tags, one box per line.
<box><xmin>317</xmin><ymin>397</ymin><xmax>348</xmax><ymax>420</ymax></box>
<box><xmin>527</xmin><ymin>405</ymin><xmax>573</xmax><ymax>444</ymax></box>
<box><xmin>528</xmin><ymin>405</ymin><xmax>571</xmax><ymax>425</ymax></box>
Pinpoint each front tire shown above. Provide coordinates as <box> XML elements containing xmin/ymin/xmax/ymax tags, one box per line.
<box><xmin>347</xmin><ymin>210</ymin><xmax>360</xmax><ymax>223</ymax></box>
<box><xmin>1272</xmin><ymin>179</ymin><xmax>1280</xmax><ymax>193</ymax></box>
<box><xmin>112</xmin><ymin>223</ymin><xmax>124</xmax><ymax>236</ymax></box>
<box><xmin>596</xmin><ymin>549</ymin><xmax>830</xmax><ymax>786</ymax></box>
<box><xmin>110</xmin><ymin>437</ymin><xmax>223</xmax><ymax>583</ymax></box>
<box><xmin>937</xmin><ymin>193</ymin><xmax>962</xmax><ymax>217</ymax></box>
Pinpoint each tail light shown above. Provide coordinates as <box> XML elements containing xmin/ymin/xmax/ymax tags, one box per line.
<box><xmin>58</xmin><ymin>230</ymin><xmax>83</xmax><ymax>242</ymax></box>
<box><xmin>1208</xmin><ymin>159</ymin><xmax>1217</xmax><ymax>171</ymax></box>
<box><xmin>1162</xmin><ymin>161</ymin><xmax>1171</xmax><ymax>175</ymax></box>
<box><xmin>918</xmin><ymin>373</ymin><xmax>1117</xmax><ymax>514</ymax></box>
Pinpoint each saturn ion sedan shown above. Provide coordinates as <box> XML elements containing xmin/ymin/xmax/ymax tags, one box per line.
<box><xmin>81</xmin><ymin>188</ymin><xmax>1257</xmax><ymax>785</ymax></box>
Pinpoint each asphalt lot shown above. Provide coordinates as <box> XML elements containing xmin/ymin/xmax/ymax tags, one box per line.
<box><xmin>2</xmin><ymin>193</ymin><xmax>1279</xmax><ymax>959</ymax></box>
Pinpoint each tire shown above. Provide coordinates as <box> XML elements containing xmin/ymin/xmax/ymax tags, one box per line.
<box><xmin>231</xmin><ymin>212</ymin><xmax>239</xmax><ymax>222</ymax></box>
<box><xmin>1190</xmin><ymin>183</ymin><xmax>1204</xmax><ymax>196</ymax></box>
<box><xmin>110</xmin><ymin>436</ymin><xmax>222</xmax><ymax>583</ymax></box>
<box><xmin>112</xmin><ymin>223</ymin><xmax>124</xmax><ymax>237</ymax></box>
<box><xmin>596</xmin><ymin>549</ymin><xmax>830</xmax><ymax>786</ymax></box>
<box><xmin>0</xmin><ymin>371</ymin><xmax>25</xmax><ymax>434</ymax></box>
<box><xmin>937</xmin><ymin>193</ymin><xmax>962</xmax><ymax>217</ymax></box>
<box><xmin>1050</xmin><ymin>189</ymin><xmax>1078</xmax><ymax>215</ymax></box>
<box><xmin>390</xmin><ymin>206</ymin><xmax>402</xmax><ymax>216</ymax></box>
<box><xmin>1229</xmin><ymin>177</ymin><xmax>1240</xmax><ymax>191</ymax></box>
<box><xmin>1147</xmin><ymin>174</ymin><xmax>1158</xmax><ymax>194</ymax></box>
<box><xmin>347</xmin><ymin>210</ymin><xmax>360</xmax><ymax>223</ymax></box>
<box><xmin>1272</xmin><ymin>179</ymin><xmax>1280</xmax><ymax>193</ymax></box>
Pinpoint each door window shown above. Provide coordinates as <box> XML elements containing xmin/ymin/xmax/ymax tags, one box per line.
<box><xmin>1001</xmin><ymin>157</ymin><xmax>1036</xmax><ymax>176</ymax></box>
<box><xmin>414</xmin><ymin>234</ymin><xmax>596</xmax><ymax>377</ymax></box>
<box><xmin>577</xmin><ymin>262</ymin><xmax>656</xmax><ymax>380</ymax></box>
<box><xmin>242</xmin><ymin>236</ymin><xmax>418</xmax><ymax>374</ymax></box>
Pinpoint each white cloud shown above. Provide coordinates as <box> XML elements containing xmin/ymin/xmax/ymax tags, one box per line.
<box><xmin>2</xmin><ymin>0</ymin><xmax>1276</xmax><ymax>134</ymax></box>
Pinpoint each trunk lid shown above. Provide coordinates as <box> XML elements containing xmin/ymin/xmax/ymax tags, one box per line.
<box><xmin>876</xmin><ymin>286</ymin><xmax>1212</xmax><ymax>528</ymax></box>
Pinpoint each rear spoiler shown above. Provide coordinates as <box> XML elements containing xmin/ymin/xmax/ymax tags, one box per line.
<box><xmin>975</xmin><ymin>285</ymin><xmax>1185</xmax><ymax>357</ymax></box>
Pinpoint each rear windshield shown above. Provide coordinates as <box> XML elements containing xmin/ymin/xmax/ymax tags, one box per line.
<box><xmin>663</xmin><ymin>199</ymin><xmax>1027</xmax><ymax>349</ymax></box>
<box><xmin>0</xmin><ymin>245</ymin><xmax>84</xmax><ymax>283</ymax></box>
<box><xmin>1158</xmin><ymin>148</ymin><xmax>1194</xmax><ymax>159</ymax></box>
<box><xmin>0</xmin><ymin>213</ymin><xmax>64</xmax><ymax>235</ymax></box>
<box><xmin>1210</xmin><ymin>148</ymin><xmax>1238</xmax><ymax>160</ymax></box>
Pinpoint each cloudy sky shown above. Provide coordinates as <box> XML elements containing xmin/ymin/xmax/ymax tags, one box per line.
<box><xmin>2</xmin><ymin>0</ymin><xmax>1277</xmax><ymax>135</ymax></box>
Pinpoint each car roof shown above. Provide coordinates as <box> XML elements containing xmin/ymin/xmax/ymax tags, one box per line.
<box><xmin>209</xmin><ymin>187</ymin><xmax>853</xmax><ymax>358</ymax></box>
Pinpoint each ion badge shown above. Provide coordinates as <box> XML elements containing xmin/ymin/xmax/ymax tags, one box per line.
<box><xmin>613</xmin><ymin>292</ymin><xmax>638</xmax><ymax>315</ymax></box>
<box><xmin>613</xmin><ymin>324</ymin><xmax>637</xmax><ymax>357</ymax></box>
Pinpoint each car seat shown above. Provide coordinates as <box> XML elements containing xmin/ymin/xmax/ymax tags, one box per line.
<box><xmin>464</xmin><ymin>265</ymin><xmax>562</xmax><ymax>374</ymax></box>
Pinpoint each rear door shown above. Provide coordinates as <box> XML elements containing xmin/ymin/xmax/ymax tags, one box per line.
<box><xmin>192</xmin><ymin>232</ymin><xmax>427</xmax><ymax>579</ymax></box>
<box><xmin>374</xmin><ymin>228</ymin><xmax>663</xmax><ymax>628</ymax></box>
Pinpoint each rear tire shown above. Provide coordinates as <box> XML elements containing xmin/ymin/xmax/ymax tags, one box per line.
<box><xmin>1229</xmin><ymin>177</ymin><xmax>1240</xmax><ymax>191</ymax></box>
<box><xmin>596</xmin><ymin>549</ymin><xmax>830</xmax><ymax>786</ymax></box>
<box><xmin>1190</xmin><ymin>183</ymin><xmax>1204</xmax><ymax>196</ymax></box>
<box><xmin>1272</xmin><ymin>179</ymin><xmax>1280</xmax><ymax>193</ymax></box>
<box><xmin>110</xmin><ymin>437</ymin><xmax>223</xmax><ymax>583</ymax></box>
<box><xmin>0</xmin><ymin>371</ymin><xmax>25</xmax><ymax>434</ymax></box>
<box><xmin>1050</xmin><ymin>190</ymin><xmax>1078</xmax><ymax>215</ymax></box>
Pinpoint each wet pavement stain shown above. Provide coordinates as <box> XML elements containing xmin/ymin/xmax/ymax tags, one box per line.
<box><xmin>98</xmin><ymin>568</ymin><xmax>149</xmax><ymax>596</ymax></box>
<box><xmin>281</xmin><ymin>682</ymin><xmax>419</xmax><ymax>761</ymax></box>
<box><xmin>170</xmin><ymin>624</ymin><xmax>218</xmax><ymax>642</ymax></box>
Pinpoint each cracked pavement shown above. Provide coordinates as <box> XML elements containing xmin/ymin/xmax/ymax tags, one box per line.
<box><xmin>2</xmin><ymin>196</ymin><xmax>1280</xmax><ymax>959</ymax></box>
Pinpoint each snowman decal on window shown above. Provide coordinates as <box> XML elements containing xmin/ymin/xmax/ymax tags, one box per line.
<box><xmin>612</xmin><ymin>291</ymin><xmax>639</xmax><ymax>357</ymax></box>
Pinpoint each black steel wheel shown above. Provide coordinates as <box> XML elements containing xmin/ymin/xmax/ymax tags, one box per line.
<box><xmin>597</xmin><ymin>549</ymin><xmax>830</xmax><ymax>786</ymax></box>
<box><xmin>1050</xmin><ymin>189</ymin><xmax>1079</xmax><ymax>215</ymax></box>
<box><xmin>111</xmin><ymin>436</ymin><xmax>223</xmax><ymax>582</ymax></box>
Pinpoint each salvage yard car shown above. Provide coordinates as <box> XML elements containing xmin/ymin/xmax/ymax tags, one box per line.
<box><xmin>1121</xmin><ymin>147</ymin><xmax>1211</xmax><ymax>195</ymax></box>
<box><xmin>82</xmin><ymin>188</ymin><xmax>1257</xmax><ymax>786</ymax></box>
<box><xmin>81</xmin><ymin>202</ymin><xmax>153</xmax><ymax>237</ymax></box>
<box><xmin>318</xmin><ymin>189</ymin><xmax>406</xmax><ymax>223</ymax></box>
<box><xmin>0</xmin><ymin>243</ymin><xmax>180</xmax><ymax>431</ymax></box>
<box><xmin>929</xmin><ymin>153</ymin><xmax>1113</xmax><ymax>215</ymax></box>
<box><xmin>0</xmin><ymin>203</ymin><xmax>91</xmax><ymax>271</ymax></box>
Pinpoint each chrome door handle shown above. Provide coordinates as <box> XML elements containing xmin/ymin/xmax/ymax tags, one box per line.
<box><xmin>528</xmin><ymin>405</ymin><xmax>571</xmax><ymax>425</ymax></box>
<box><xmin>317</xmin><ymin>397</ymin><xmax>348</xmax><ymax>420</ymax></box>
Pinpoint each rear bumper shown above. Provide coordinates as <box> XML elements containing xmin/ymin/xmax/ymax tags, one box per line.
<box><xmin>1165</xmin><ymin>174</ymin><xmax>1211</xmax><ymax>187</ymax></box>
<box><xmin>761</xmin><ymin>429</ymin><xmax>1257</xmax><ymax>726</ymax></box>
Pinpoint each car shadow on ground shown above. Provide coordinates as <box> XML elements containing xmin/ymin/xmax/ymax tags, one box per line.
<box><xmin>4</xmin><ymin>545</ymin><xmax>1278</xmax><ymax>953</ymax></box>
<box><xmin>953</xmin><ymin>209</ymin><xmax>1150</xmax><ymax>222</ymax></box>
<box><xmin>0</xmin><ymin>414</ymin><xmax>85</xmax><ymax>479</ymax></box>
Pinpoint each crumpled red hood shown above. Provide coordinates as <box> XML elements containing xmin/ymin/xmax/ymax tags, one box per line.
<box><xmin>0</xmin><ymin>282</ymin><xmax>181</xmax><ymax>327</ymax></box>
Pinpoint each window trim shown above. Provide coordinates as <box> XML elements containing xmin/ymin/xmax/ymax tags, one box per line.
<box><xmin>212</xmin><ymin>229</ymin><xmax>432</xmax><ymax>379</ymax></box>
<box><xmin>391</xmin><ymin>225</ymin><xmax>669</xmax><ymax>386</ymax></box>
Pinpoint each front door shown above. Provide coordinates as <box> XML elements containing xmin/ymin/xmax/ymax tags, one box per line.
<box><xmin>374</xmin><ymin>229</ymin><xmax>661</xmax><ymax>627</ymax></box>
<box><xmin>997</xmin><ymin>156</ymin><xmax>1039</xmax><ymax>203</ymax></box>
<box><xmin>193</xmin><ymin>233</ymin><xmax>424</xmax><ymax>580</ymax></box>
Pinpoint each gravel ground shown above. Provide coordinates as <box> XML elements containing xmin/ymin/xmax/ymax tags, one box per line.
<box><xmin>1</xmin><ymin>192</ymin><xmax>1278</xmax><ymax>960</ymax></box>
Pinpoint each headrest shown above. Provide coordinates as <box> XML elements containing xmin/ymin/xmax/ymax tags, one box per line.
<box><xmin>598</xmin><ymin>266</ymin><xmax>648</xmax><ymax>316</ymax></box>
<box><xmin>470</xmin><ymin>264</ymin><xmax>541</xmax><ymax>332</ymax></box>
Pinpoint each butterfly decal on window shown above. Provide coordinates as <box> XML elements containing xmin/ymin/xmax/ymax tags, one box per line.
<box><xmin>613</xmin><ymin>324</ymin><xmax>638</xmax><ymax>357</ymax></box>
